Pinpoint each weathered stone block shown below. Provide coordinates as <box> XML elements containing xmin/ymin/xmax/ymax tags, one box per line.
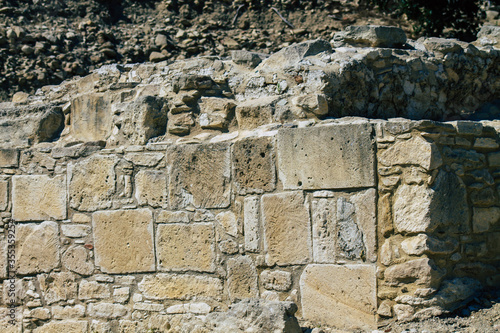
<box><xmin>261</xmin><ymin>270</ymin><xmax>292</xmax><ymax>291</ymax></box>
<box><xmin>0</xmin><ymin>180</ymin><xmax>7</xmax><ymax>211</ymax></box>
<box><xmin>235</xmin><ymin>96</ymin><xmax>280</xmax><ymax>130</ymax></box>
<box><xmin>61</xmin><ymin>225</ymin><xmax>91</xmax><ymax>238</ymax></box>
<box><xmin>168</xmin><ymin>143</ymin><xmax>231</xmax><ymax>209</ymax></box>
<box><xmin>0</xmin><ymin>149</ymin><xmax>19</xmax><ymax>167</ymax></box>
<box><xmin>199</xmin><ymin>97</ymin><xmax>236</xmax><ymax>130</ymax></box>
<box><xmin>12</xmin><ymin>175</ymin><xmax>66</xmax><ymax>221</ymax></box>
<box><xmin>71</xmin><ymin>93</ymin><xmax>112</xmax><ymax>141</ymax></box>
<box><xmin>33</xmin><ymin>320</ymin><xmax>88</xmax><ymax>333</ymax></box>
<box><xmin>156</xmin><ymin>223</ymin><xmax>215</xmax><ymax>272</ymax></box>
<box><xmin>333</xmin><ymin>25</ymin><xmax>406</xmax><ymax>48</ymax></box>
<box><xmin>243</xmin><ymin>196</ymin><xmax>260</xmax><ymax>252</ymax></box>
<box><xmin>233</xmin><ymin>136</ymin><xmax>276</xmax><ymax>194</ymax></box>
<box><xmin>258</xmin><ymin>39</ymin><xmax>332</xmax><ymax>70</ymax></box>
<box><xmin>62</xmin><ymin>246</ymin><xmax>94</xmax><ymax>276</ymax></box>
<box><xmin>227</xmin><ymin>256</ymin><xmax>259</xmax><ymax>301</ymax></box>
<box><xmin>473</xmin><ymin>207</ymin><xmax>500</xmax><ymax>233</ymax></box>
<box><xmin>384</xmin><ymin>258</ymin><xmax>444</xmax><ymax>288</ymax></box>
<box><xmin>16</xmin><ymin>221</ymin><xmax>59</xmax><ymax>274</ymax></box>
<box><xmin>0</xmin><ymin>239</ymin><xmax>6</xmax><ymax>279</ymax></box>
<box><xmin>216</xmin><ymin>211</ymin><xmax>238</xmax><ymax>237</ymax></box>
<box><xmin>38</xmin><ymin>272</ymin><xmax>78</xmax><ymax>305</ymax></box>
<box><xmin>261</xmin><ymin>191</ymin><xmax>311</xmax><ymax>265</ymax></box>
<box><xmin>277</xmin><ymin>123</ymin><xmax>375</xmax><ymax>190</ymax></box>
<box><xmin>124</xmin><ymin>152</ymin><xmax>164</xmax><ymax>167</ymax></box>
<box><xmin>92</xmin><ymin>209</ymin><xmax>155</xmax><ymax>273</ymax></box>
<box><xmin>135</xmin><ymin>170</ymin><xmax>167</xmax><ymax>208</ymax></box>
<box><xmin>138</xmin><ymin>274</ymin><xmax>223</xmax><ymax>300</ymax></box>
<box><xmin>69</xmin><ymin>155</ymin><xmax>118</xmax><ymax>212</ymax></box>
<box><xmin>157</xmin><ymin>210</ymin><xmax>191</xmax><ymax>223</ymax></box>
<box><xmin>78</xmin><ymin>280</ymin><xmax>111</xmax><ymax>300</ymax></box>
<box><xmin>400</xmin><ymin>234</ymin><xmax>458</xmax><ymax>256</ymax></box>
<box><xmin>300</xmin><ymin>264</ymin><xmax>377</xmax><ymax>329</ymax></box>
<box><xmin>379</xmin><ymin>135</ymin><xmax>442</xmax><ymax>171</ymax></box>
<box><xmin>52</xmin><ymin>305</ymin><xmax>86</xmax><ymax>319</ymax></box>
<box><xmin>88</xmin><ymin>303</ymin><xmax>128</xmax><ymax>318</ymax></box>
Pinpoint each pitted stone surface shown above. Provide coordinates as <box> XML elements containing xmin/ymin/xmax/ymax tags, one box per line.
<box><xmin>12</xmin><ymin>175</ymin><xmax>66</xmax><ymax>221</ymax></box>
<box><xmin>92</xmin><ymin>209</ymin><xmax>155</xmax><ymax>273</ymax></box>
<box><xmin>33</xmin><ymin>320</ymin><xmax>88</xmax><ymax>333</ymax></box>
<box><xmin>0</xmin><ymin>149</ymin><xmax>19</xmax><ymax>167</ymax></box>
<box><xmin>243</xmin><ymin>196</ymin><xmax>260</xmax><ymax>252</ymax></box>
<box><xmin>135</xmin><ymin>170</ymin><xmax>168</xmax><ymax>208</ymax></box>
<box><xmin>138</xmin><ymin>274</ymin><xmax>223</xmax><ymax>300</ymax></box>
<box><xmin>38</xmin><ymin>272</ymin><xmax>78</xmax><ymax>305</ymax></box>
<box><xmin>0</xmin><ymin>180</ymin><xmax>7</xmax><ymax>211</ymax></box>
<box><xmin>277</xmin><ymin>123</ymin><xmax>375</xmax><ymax>190</ymax></box>
<box><xmin>227</xmin><ymin>256</ymin><xmax>259</xmax><ymax>301</ymax></box>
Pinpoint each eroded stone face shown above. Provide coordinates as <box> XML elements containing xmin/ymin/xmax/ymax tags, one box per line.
<box><xmin>92</xmin><ymin>209</ymin><xmax>155</xmax><ymax>273</ymax></box>
<box><xmin>261</xmin><ymin>191</ymin><xmax>311</xmax><ymax>265</ymax></box>
<box><xmin>0</xmin><ymin>179</ymin><xmax>7</xmax><ymax>211</ymax></box>
<box><xmin>138</xmin><ymin>274</ymin><xmax>223</xmax><ymax>300</ymax></box>
<box><xmin>135</xmin><ymin>170</ymin><xmax>167</xmax><ymax>208</ymax></box>
<box><xmin>277</xmin><ymin>123</ymin><xmax>375</xmax><ymax>190</ymax></box>
<box><xmin>227</xmin><ymin>256</ymin><xmax>259</xmax><ymax>301</ymax></box>
<box><xmin>12</xmin><ymin>175</ymin><xmax>66</xmax><ymax>221</ymax></box>
<box><xmin>261</xmin><ymin>270</ymin><xmax>292</xmax><ymax>291</ymax></box>
<box><xmin>33</xmin><ymin>320</ymin><xmax>88</xmax><ymax>333</ymax></box>
<box><xmin>38</xmin><ymin>272</ymin><xmax>78</xmax><ymax>305</ymax></box>
<box><xmin>300</xmin><ymin>264</ymin><xmax>377</xmax><ymax>330</ymax></box>
<box><xmin>243</xmin><ymin>196</ymin><xmax>260</xmax><ymax>252</ymax></box>
<box><xmin>62</xmin><ymin>246</ymin><xmax>94</xmax><ymax>276</ymax></box>
<box><xmin>168</xmin><ymin>143</ymin><xmax>231</xmax><ymax>209</ymax></box>
<box><xmin>156</xmin><ymin>223</ymin><xmax>215</xmax><ymax>272</ymax></box>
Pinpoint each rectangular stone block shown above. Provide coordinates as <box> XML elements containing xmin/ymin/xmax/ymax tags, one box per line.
<box><xmin>168</xmin><ymin>143</ymin><xmax>231</xmax><ymax>209</ymax></box>
<box><xmin>311</xmin><ymin>189</ymin><xmax>377</xmax><ymax>263</ymax></box>
<box><xmin>156</xmin><ymin>223</ymin><xmax>215</xmax><ymax>272</ymax></box>
<box><xmin>277</xmin><ymin>123</ymin><xmax>375</xmax><ymax>190</ymax></box>
<box><xmin>227</xmin><ymin>256</ymin><xmax>259</xmax><ymax>301</ymax></box>
<box><xmin>33</xmin><ymin>320</ymin><xmax>88</xmax><ymax>333</ymax></box>
<box><xmin>0</xmin><ymin>149</ymin><xmax>19</xmax><ymax>168</ymax></box>
<box><xmin>92</xmin><ymin>209</ymin><xmax>155</xmax><ymax>273</ymax></box>
<box><xmin>138</xmin><ymin>274</ymin><xmax>223</xmax><ymax>300</ymax></box>
<box><xmin>0</xmin><ymin>239</ymin><xmax>6</xmax><ymax>279</ymax></box>
<box><xmin>244</xmin><ymin>196</ymin><xmax>260</xmax><ymax>252</ymax></box>
<box><xmin>261</xmin><ymin>191</ymin><xmax>311</xmax><ymax>265</ymax></box>
<box><xmin>71</xmin><ymin>92</ymin><xmax>112</xmax><ymax>141</ymax></box>
<box><xmin>12</xmin><ymin>175</ymin><xmax>67</xmax><ymax>221</ymax></box>
<box><xmin>38</xmin><ymin>272</ymin><xmax>77</xmax><ymax>305</ymax></box>
<box><xmin>135</xmin><ymin>170</ymin><xmax>168</xmax><ymax>208</ymax></box>
<box><xmin>300</xmin><ymin>264</ymin><xmax>377</xmax><ymax>330</ymax></box>
<box><xmin>0</xmin><ymin>180</ymin><xmax>7</xmax><ymax>211</ymax></box>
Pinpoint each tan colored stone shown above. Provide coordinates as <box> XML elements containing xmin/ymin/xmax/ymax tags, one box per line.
<box><xmin>71</xmin><ymin>93</ymin><xmax>113</xmax><ymax>141</ymax></box>
<box><xmin>92</xmin><ymin>209</ymin><xmax>155</xmax><ymax>273</ymax></box>
<box><xmin>0</xmin><ymin>307</ymin><xmax>22</xmax><ymax>333</ymax></box>
<box><xmin>69</xmin><ymin>155</ymin><xmax>118</xmax><ymax>212</ymax></box>
<box><xmin>24</xmin><ymin>307</ymin><xmax>51</xmax><ymax>320</ymax></box>
<box><xmin>168</xmin><ymin>143</ymin><xmax>231</xmax><ymax>209</ymax></box>
<box><xmin>38</xmin><ymin>272</ymin><xmax>78</xmax><ymax>305</ymax></box>
<box><xmin>261</xmin><ymin>191</ymin><xmax>311</xmax><ymax>265</ymax></box>
<box><xmin>157</xmin><ymin>210</ymin><xmax>191</xmax><ymax>223</ymax></box>
<box><xmin>384</xmin><ymin>258</ymin><xmax>444</xmax><ymax>288</ymax></box>
<box><xmin>166</xmin><ymin>302</ymin><xmax>211</xmax><ymax>314</ymax></box>
<box><xmin>227</xmin><ymin>256</ymin><xmax>259</xmax><ymax>301</ymax></box>
<box><xmin>88</xmin><ymin>303</ymin><xmax>128</xmax><ymax>318</ymax></box>
<box><xmin>0</xmin><ymin>238</ymin><xmax>7</xmax><ymax>278</ymax></box>
<box><xmin>261</xmin><ymin>270</ymin><xmax>292</xmax><ymax>291</ymax></box>
<box><xmin>156</xmin><ymin>223</ymin><xmax>215</xmax><ymax>272</ymax></box>
<box><xmin>243</xmin><ymin>196</ymin><xmax>260</xmax><ymax>252</ymax></box>
<box><xmin>0</xmin><ymin>149</ymin><xmax>19</xmax><ymax>168</ymax></box>
<box><xmin>52</xmin><ymin>305</ymin><xmax>86</xmax><ymax>319</ymax></box>
<box><xmin>401</xmin><ymin>234</ymin><xmax>458</xmax><ymax>256</ymax></box>
<box><xmin>235</xmin><ymin>96</ymin><xmax>279</xmax><ymax>130</ymax></box>
<box><xmin>199</xmin><ymin>97</ymin><xmax>236</xmax><ymax>130</ymax></box>
<box><xmin>138</xmin><ymin>274</ymin><xmax>223</xmax><ymax>300</ymax></box>
<box><xmin>216</xmin><ymin>211</ymin><xmax>238</xmax><ymax>237</ymax></box>
<box><xmin>78</xmin><ymin>280</ymin><xmax>111</xmax><ymax>300</ymax></box>
<box><xmin>292</xmin><ymin>93</ymin><xmax>329</xmax><ymax>116</ymax></box>
<box><xmin>12</xmin><ymin>175</ymin><xmax>66</xmax><ymax>221</ymax></box>
<box><xmin>277</xmin><ymin>123</ymin><xmax>375</xmax><ymax>190</ymax></box>
<box><xmin>33</xmin><ymin>320</ymin><xmax>88</xmax><ymax>333</ymax></box>
<box><xmin>16</xmin><ymin>221</ymin><xmax>59</xmax><ymax>274</ymax></box>
<box><xmin>124</xmin><ymin>152</ymin><xmax>164</xmax><ymax>167</ymax></box>
<box><xmin>393</xmin><ymin>304</ymin><xmax>415</xmax><ymax>321</ymax></box>
<box><xmin>62</xmin><ymin>246</ymin><xmax>94</xmax><ymax>275</ymax></box>
<box><xmin>113</xmin><ymin>287</ymin><xmax>130</xmax><ymax>303</ymax></box>
<box><xmin>0</xmin><ymin>180</ymin><xmax>7</xmax><ymax>211</ymax></box>
<box><xmin>72</xmin><ymin>213</ymin><xmax>91</xmax><ymax>223</ymax></box>
<box><xmin>61</xmin><ymin>224</ymin><xmax>91</xmax><ymax>238</ymax></box>
<box><xmin>379</xmin><ymin>135</ymin><xmax>442</xmax><ymax>170</ymax></box>
<box><xmin>233</xmin><ymin>136</ymin><xmax>276</xmax><ymax>194</ymax></box>
<box><xmin>135</xmin><ymin>170</ymin><xmax>167</xmax><ymax>208</ymax></box>
<box><xmin>473</xmin><ymin>207</ymin><xmax>500</xmax><ymax>233</ymax></box>
<box><xmin>300</xmin><ymin>264</ymin><xmax>377</xmax><ymax>329</ymax></box>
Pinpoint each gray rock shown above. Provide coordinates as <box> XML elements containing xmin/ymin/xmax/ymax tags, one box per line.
<box><xmin>333</xmin><ymin>25</ymin><xmax>407</xmax><ymax>48</ymax></box>
<box><xmin>258</xmin><ymin>39</ymin><xmax>332</xmax><ymax>69</ymax></box>
<box><xmin>231</xmin><ymin>50</ymin><xmax>268</xmax><ymax>68</ymax></box>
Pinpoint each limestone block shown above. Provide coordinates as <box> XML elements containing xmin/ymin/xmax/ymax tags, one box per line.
<box><xmin>227</xmin><ymin>256</ymin><xmax>259</xmax><ymax>301</ymax></box>
<box><xmin>384</xmin><ymin>258</ymin><xmax>444</xmax><ymax>288</ymax></box>
<box><xmin>167</xmin><ymin>112</ymin><xmax>194</xmax><ymax>135</ymax></box>
<box><xmin>156</xmin><ymin>223</ymin><xmax>215</xmax><ymax>272</ymax></box>
<box><xmin>401</xmin><ymin>234</ymin><xmax>459</xmax><ymax>256</ymax></box>
<box><xmin>16</xmin><ymin>221</ymin><xmax>59</xmax><ymax>274</ymax></box>
<box><xmin>0</xmin><ymin>239</ymin><xmax>6</xmax><ymax>279</ymax></box>
<box><xmin>113</xmin><ymin>287</ymin><xmax>130</xmax><ymax>303</ymax></box>
<box><xmin>135</xmin><ymin>170</ymin><xmax>167</xmax><ymax>208</ymax></box>
<box><xmin>33</xmin><ymin>320</ymin><xmax>88</xmax><ymax>333</ymax></box>
<box><xmin>235</xmin><ymin>96</ymin><xmax>280</xmax><ymax>130</ymax></box>
<box><xmin>277</xmin><ymin>123</ymin><xmax>375</xmax><ymax>190</ymax></box>
<box><xmin>92</xmin><ymin>209</ymin><xmax>155</xmax><ymax>273</ymax></box>
<box><xmin>333</xmin><ymin>25</ymin><xmax>406</xmax><ymax>48</ymax></box>
<box><xmin>0</xmin><ymin>149</ymin><xmax>19</xmax><ymax>167</ymax></box>
<box><xmin>78</xmin><ymin>280</ymin><xmax>111</xmax><ymax>300</ymax></box>
<box><xmin>88</xmin><ymin>303</ymin><xmax>127</xmax><ymax>318</ymax></box>
<box><xmin>52</xmin><ymin>305</ymin><xmax>86</xmax><ymax>319</ymax></box>
<box><xmin>24</xmin><ymin>308</ymin><xmax>51</xmax><ymax>320</ymax></box>
<box><xmin>133</xmin><ymin>302</ymin><xmax>164</xmax><ymax>311</ymax></box>
<box><xmin>261</xmin><ymin>270</ymin><xmax>292</xmax><ymax>291</ymax></box>
<box><xmin>168</xmin><ymin>143</ymin><xmax>231</xmax><ymax>209</ymax></box>
<box><xmin>258</xmin><ymin>39</ymin><xmax>332</xmax><ymax>70</ymax></box>
<box><xmin>71</xmin><ymin>93</ymin><xmax>112</xmax><ymax>141</ymax></box>
<box><xmin>243</xmin><ymin>196</ymin><xmax>260</xmax><ymax>252</ymax></box>
<box><xmin>378</xmin><ymin>135</ymin><xmax>442</xmax><ymax>171</ymax></box>
<box><xmin>62</xmin><ymin>246</ymin><xmax>94</xmax><ymax>275</ymax></box>
<box><xmin>393</xmin><ymin>304</ymin><xmax>415</xmax><ymax>321</ymax></box>
<box><xmin>261</xmin><ymin>191</ymin><xmax>311</xmax><ymax>265</ymax></box>
<box><xmin>138</xmin><ymin>274</ymin><xmax>223</xmax><ymax>300</ymax></box>
<box><xmin>61</xmin><ymin>225</ymin><xmax>90</xmax><ymax>238</ymax></box>
<box><xmin>292</xmin><ymin>93</ymin><xmax>329</xmax><ymax>117</ymax></box>
<box><xmin>233</xmin><ymin>136</ymin><xmax>276</xmax><ymax>194</ymax></box>
<box><xmin>166</xmin><ymin>302</ymin><xmax>211</xmax><ymax>314</ymax></box>
<box><xmin>38</xmin><ymin>272</ymin><xmax>78</xmax><ymax>305</ymax></box>
<box><xmin>157</xmin><ymin>210</ymin><xmax>190</xmax><ymax>223</ymax></box>
<box><xmin>199</xmin><ymin>97</ymin><xmax>236</xmax><ymax>130</ymax></box>
<box><xmin>0</xmin><ymin>180</ymin><xmax>7</xmax><ymax>211</ymax></box>
<box><xmin>311</xmin><ymin>189</ymin><xmax>377</xmax><ymax>263</ymax></box>
<box><xmin>300</xmin><ymin>264</ymin><xmax>377</xmax><ymax>329</ymax></box>
<box><xmin>473</xmin><ymin>207</ymin><xmax>500</xmax><ymax>233</ymax></box>
<box><xmin>216</xmin><ymin>211</ymin><xmax>238</xmax><ymax>237</ymax></box>
<box><xmin>69</xmin><ymin>155</ymin><xmax>118</xmax><ymax>212</ymax></box>
<box><xmin>12</xmin><ymin>175</ymin><xmax>66</xmax><ymax>221</ymax></box>
<box><xmin>124</xmin><ymin>152</ymin><xmax>164</xmax><ymax>167</ymax></box>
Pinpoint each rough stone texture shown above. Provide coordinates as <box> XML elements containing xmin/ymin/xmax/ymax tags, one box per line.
<box><xmin>231</xmin><ymin>50</ymin><xmax>268</xmax><ymax>68</ymax></box>
<box><xmin>0</xmin><ymin>148</ymin><xmax>19</xmax><ymax>167</ymax></box>
<box><xmin>258</xmin><ymin>39</ymin><xmax>332</xmax><ymax>70</ymax></box>
<box><xmin>261</xmin><ymin>270</ymin><xmax>292</xmax><ymax>291</ymax></box>
<box><xmin>88</xmin><ymin>303</ymin><xmax>128</xmax><ymax>318</ymax></box>
<box><xmin>138</xmin><ymin>274</ymin><xmax>223</xmax><ymax>300</ymax></box>
<box><xmin>473</xmin><ymin>207</ymin><xmax>500</xmax><ymax>233</ymax></box>
<box><xmin>400</xmin><ymin>234</ymin><xmax>459</xmax><ymax>256</ymax></box>
<box><xmin>233</xmin><ymin>136</ymin><xmax>276</xmax><ymax>194</ymax></box>
<box><xmin>300</xmin><ymin>264</ymin><xmax>377</xmax><ymax>329</ymax></box>
<box><xmin>52</xmin><ymin>305</ymin><xmax>86</xmax><ymax>319</ymax></box>
<box><xmin>33</xmin><ymin>320</ymin><xmax>88</xmax><ymax>333</ymax></box>
<box><xmin>78</xmin><ymin>280</ymin><xmax>111</xmax><ymax>300</ymax></box>
<box><xmin>38</xmin><ymin>272</ymin><xmax>78</xmax><ymax>305</ymax></box>
<box><xmin>0</xmin><ymin>180</ymin><xmax>7</xmax><ymax>211</ymax></box>
<box><xmin>261</xmin><ymin>191</ymin><xmax>311</xmax><ymax>265</ymax></box>
<box><xmin>124</xmin><ymin>152</ymin><xmax>164</xmax><ymax>167</ymax></box>
<box><xmin>61</xmin><ymin>225</ymin><xmax>91</xmax><ymax>238</ymax></box>
<box><xmin>198</xmin><ymin>97</ymin><xmax>236</xmax><ymax>130</ymax></box>
<box><xmin>243</xmin><ymin>196</ymin><xmax>260</xmax><ymax>252</ymax></box>
<box><xmin>16</xmin><ymin>221</ymin><xmax>59</xmax><ymax>274</ymax></box>
<box><xmin>277</xmin><ymin>123</ymin><xmax>375</xmax><ymax>190</ymax></box>
<box><xmin>384</xmin><ymin>258</ymin><xmax>444</xmax><ymax>288</ymax></box>
<box><xmin>227</xmin><ymin>256</ymin><xmax>259</xmax><ymax>301</ymax></box>
<box><xmin>135</xmin><ymin>170</ymin><xmax>167</xmax><ymax>208</ymax></box>
<box><xmin>156</xmin><ymin>223</ymin><xmax>215</xmax><ymax>272</ymax></box>
<box><xmin>62</xmin><ymin>246</ymin><xmax>94</xmax><ymax>275</ymax></box>
<box><xmin>168</xmin><ymin>143</ymin><xmax>231</xmax><ymax>209</ymax></box>
<box><xmin>69</xmin><ymin>155</ymin><xmax>118</xmax><ymax>212</ymax></box>
<box><xmin>235</xmin><ymin>96</ymin><xmax>280</xmax><ymax>130</ymax></box>
<box><xmin>216</xmin><ymin>211</ymin><xmax>238</xmax><ymax>237</ymax></box>
<box><xmin>71</xmin><ymin>93</ymin><xmax>113</xmax><ymax>141</ymax></box>
<box><xmin>12</xmin><ymin>175</ymin><xmax>66</xmax><ymax>221</ymax></box>
<box><xmin>333</xmin><ymin>25</ymin><xmax>407</xmax><ymax>48</ymax></box>
<box><xmin>92</xmin><ymin>209</ymin><xmax>155</xmax><ymax>273</ymax></box>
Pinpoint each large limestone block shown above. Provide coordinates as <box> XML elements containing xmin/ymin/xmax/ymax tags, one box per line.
<box><xmin>199</xmin><ymin>97</ymin><xmax>236</xmax><ymax>130</ymax></box>
<box><xmin>16</xmin><ymin>221</ymin><xmax>59</xmax><ymax>274</ymax></box>
<box><xmin>333</xmin><ymin>25</ymin><xmax>407</xmax><ymax>48</ymax></box>
<box><xmin>33</xmin><ymin>320</ymin><xmax>88</xmax><ymax>333</ymax></box>
<box><xmin>138</xmin><ymin>274</ymin><xmax>223</xmax><ymax>300</ymax></box>
<box><xmin>0</xmin><ymin>179</ymin><xmax>7</xmax><ymax>211</ymax></box>
<box><xmin>38</xmin><ymin>272</ymin><xmax>78</xmax><ymax>304</ymax></box>
<box><xmin>235</xmin><ymin>96</ymin><xmax>280</xmax><ymax>130</ymax></box>
<box><xmin>277</xmin><ymin>123</ymin><xmax>375</xmax><ymax>190</ymax></box>
<box><xmin>135</xmin><ymin>170</ymin><xmax>168</xmax><ymax>208</ymax></box>
<box><xmin>71</xmin><ymin>92</ymin><xmax>112</xmax><ymax>141</ymax></box>
<box><xmin>12</xmin><ymin>175</ymin><xmax>66</xmax><ymax>221</ymax></box>
<box><xmin>384</xmin><ymin>258</ymin><xmax>444</xmax><ymax>288</ymax></box>
<box><xmin>311</xmin><ymin>189</ymin><xmax>377</xmax><ymax>263</ymax></box>
<box><xmin>233</xmin><ymin>136</ymin><xmax>276</xmax><ymax>194</ymax></box>
<box><xmin>378</xmin><ymin>135</ymin><xmax>442</xmax><ymax>171</ymax></box>
<box><xmin>261</xmin><ymin>191</ymin><xmax>311</xmax><ymax>265</ymax></box>
<box><xmin>92</xmin><ymin>209</ymin><xmax>155</xmax><ymax>273</ymax></box>
<box><xmin>156</xmin><ymin>223</ymin><xmax>215</xmax><ymax>272</ymax></box>
<box><xmin>300</xmin><ymin>264</ymin><xmax>377</xmax><ymax>329</ymax></box>
<box><xmin>168</xmin><ymin>143</ymin><xmax>231</xmax><ymax>209</ymax></box>
<box><xmin>227</xmin><ymin>256</ymin><xmax>259</xmax><ymax>301</ymax></box>
<box><xmin>68</xmin><ymin>155</ymin><xmax>118</xmax><ymax>212</ymax></box>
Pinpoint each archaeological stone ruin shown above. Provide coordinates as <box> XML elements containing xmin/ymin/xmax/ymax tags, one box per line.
<box><xmin>0</xmin><ymin>25</ymin><xmax>499</xmax><ymax>332</ymax></box>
